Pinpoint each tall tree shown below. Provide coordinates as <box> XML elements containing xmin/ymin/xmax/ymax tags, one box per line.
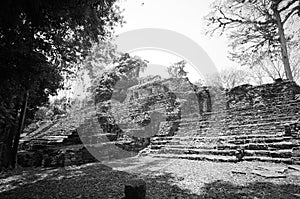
<box><xmin>245</xmin><ymin>41</ymin><xmax>300</xmax><ymax>84</ymax></box>
<box><xmin>0</xmin><ymin>0</ymin><xmax>123</xmax><ymax>169</ymax></box>
<box><xmin>206</xmin><ymin>67</ymin><xmax>251</xmax><ymax>89</ymax></box>
<box><xmin>206</xmin><ymin>0</ymin><xmax>300</xmax><ymax>80</ymax></box>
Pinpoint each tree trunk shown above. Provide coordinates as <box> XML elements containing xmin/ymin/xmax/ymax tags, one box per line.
<box><xmin>0</xmin><ymin>126</ymin><xmax>12</xmax><ymax>169</ymax></box>
<box><xmin>0</xmin><ymin>108</ymin><xmax>19</xmax><ymax>170</ymax></box>
<box><xmin>272</xmin><ymin>4</ymin><xmax>293</xmax><ymax>81</ymax></box>
<box><xmin>11</xmin><ymin>91</ymin><xmax>29</xmax><ymax>168</ymax></box>
<box><xmin>6</xmin><ymin>126</ymin><xmax>15</xmax><ymax>168</ymax></box>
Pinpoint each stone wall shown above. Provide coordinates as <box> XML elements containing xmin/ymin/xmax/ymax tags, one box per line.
<box><xmin>108</xmin><ymin>77</ymin><xmax>211</xmax><ymax>137</ymax></box>
<box><xmin>17</xmin><ymin>146</ymin><xmax>97</xmax><ymax>168</ymax></box>
<box><xmin>15</xmin><ymin>108</ymin><xmax>97</xmax><ymax>168</ymax></box>
<box><xmin>174</xmin><ymin>80</ymin><xmax>300</xmax><ymax>137</ymax></box>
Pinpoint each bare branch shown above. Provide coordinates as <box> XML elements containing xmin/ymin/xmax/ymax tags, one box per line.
<box><xmin>282</xmin><ymin>5</ymin><xmax>300</xmax><ymax>24</ymax></box>
<box><xmin>279</xmin><ymin>0</ymin><xmax>298</xmax><ymax>12</ymax></box>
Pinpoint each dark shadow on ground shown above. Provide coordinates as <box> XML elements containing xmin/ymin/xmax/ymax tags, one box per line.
<box><xmin>0</xmin><ymin>163</ymin><xmax>199</xmax><ymax>199</ymax></box>
<box><xmin>142</xmin><ymin>172</ymin><xmax>300</xmax><ymax>199</ymax></box>
<box><xmin>201</xmin><ymin>180</ymin><xmax>300</xmax><ymax>199</ymax></box>
<box><xmin>1</xmin><ymin>163</ymin><xmax>300</xmax><ymax>198</ymax></box>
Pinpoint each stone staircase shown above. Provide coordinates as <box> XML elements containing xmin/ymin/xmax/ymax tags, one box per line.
<box><xmin>17</xmin><ymin>108</ymin><xmax>100</xmax><ymax>167</ymax></box>
<box><xmin>18</xmin><ymin>80</ymin><xmax>300</xmax><ymax>166</ymax></box>
<box><xmin>140</xmin><ymin>81</ymin><xmax>300</xmax><ymax>164</ymax></box>
<box><xmin>142</xmin><ymin>133</ymin><xmax>300</xmax><ymax>164</ymax></box>
<box><xmin>77</xmin><ymin>116</ymin><xmax>138</xmax><ymax>161</ymax></box>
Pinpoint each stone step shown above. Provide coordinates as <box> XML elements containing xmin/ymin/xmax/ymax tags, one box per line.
<box><xmin>80</xmin><ymin>133</ymin><xmax>117</xmax><ymax>138</ymax></box>
<box><xmin>158</xmin><ymin>148</ymin><xmax>236</xmax><ymax>156</ymax></box>
<box><xmin>179</xmin><ymin>125</ymin><xmax>286</xmax><ymax>135</ymax></box>
<box><xmin>245</xmin><ymin>149</ymin><xmax>293</xmax><ymax>158</ymax></box>
<box><xmin>178</xmin><ymin>125</ymin><xmax>285</xmax><ymax>133</ymax></box>
<box><xmin>150</xmin><ymin>153</ymin><xmax>237</xmax><ymax>162</ymax></box>
<box><xmin>148</xmin><ymin>152</ymin><xmax>296</xmax><ymax>164</ymax></box>
<box><xmin>178</xmin><ymin>115</ymin><xmax>296</xmax><ymax>127</ymax></box>
<box><xmin>218</xmin><ymin>141</ymin><xmax>299</xmax><ymax>150</ymax></box>
<box><xmin>150</xmin><ymin>139</ymin><xmax>300</xmax><ymax>151</ymax></box>
<box><xmin>227</xmin><ymin>136</ymin><xmax>292</xmax><ymax>144</ymax></box>
<box><xmin>178</xmin><ymin>127</ymin><xmax>286</xmax><ymax>136</ymax></box>
<box><xmin>177</xmin><ymin>127</ymin><xmax>284</xmax><ymax>135</ymax></box>
<box><xmin>176</xmin><ymin>127</ymin><xmax>285</xmax><ymax>137</ymax></box>
<box><xmin>152</xmin><ymin>133</ymin><xmax>286</xmax><ymax>141</ymax></box>
<box><xmin>243</xmin><ymin>156</ymin><xmax>293</xmax><ymax>164</ymax></box>
<box><xmin>151</xmin><ymin>146</ymin><xmax>295</xmax><ymax>158</ymax></box>
<box><xmin>179</xmin><ymin>121</ymin><xmax>285</xmax><ymax>131</ymax></box>
<box><xmin>150</xmin><ymin>144</ymin><xmax>216</xmax><ymax>150</ymax></box>
<box><xmin>41</xmin><ymin>135</ymin><xmax>69</xmax><ymax>140</ymax></box>
<box><xmin>151</xmin><ymin>134</ymin><xmax>291</xmax><ymax>145</ymax></box>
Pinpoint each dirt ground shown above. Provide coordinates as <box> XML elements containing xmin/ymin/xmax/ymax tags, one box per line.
<box><xmin>1</xmin><ymin>156</ymin><xmax>300</xmax><ymax>198</ymax></box>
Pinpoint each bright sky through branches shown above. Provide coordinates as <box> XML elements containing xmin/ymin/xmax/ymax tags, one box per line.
<box><xmin>114</xmin><ymin>0</ymin><xmax>237</xmax><ymax>82</ymax></box>
<box><xmin>55</xmin><ymin>0</ymin><xmax>237</xmax><ymax>101</ymax></box>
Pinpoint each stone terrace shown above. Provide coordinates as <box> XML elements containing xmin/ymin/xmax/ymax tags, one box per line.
<box><xmin>141</xmin><ymin>80</ymin><xmax>300</xmax><ymax>164</ymax></box>
<box><xmin>16</xmin><ymin>79</ymin><xmax>300</xmax><ymax>167</ymax></box>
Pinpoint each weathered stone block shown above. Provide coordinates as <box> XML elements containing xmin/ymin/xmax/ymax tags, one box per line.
<box><xmin>124</xmin><ymin>178</ymin><xmax>146</xmax><ymax>199</ymax></box>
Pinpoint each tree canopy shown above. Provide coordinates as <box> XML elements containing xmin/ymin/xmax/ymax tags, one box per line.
<box><xmin>0</xmin><ymin>0</ymin><xmax>124</xmax><ymax>169</ymax></box>
<box><xmin>206</xmin><ymin>0</ymin><xmax>300</xmax><ymax>80</ymax></box>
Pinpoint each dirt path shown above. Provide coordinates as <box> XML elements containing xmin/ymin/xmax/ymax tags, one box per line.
<box><xmin>1</xmin><ymin>157</ymin><xmax>300</xmax><ymax>198</ymax></box>
<box><xmin>105</xmin><ymin>156</ymin><xmax>300</xmax><ymax>198</ymax></box>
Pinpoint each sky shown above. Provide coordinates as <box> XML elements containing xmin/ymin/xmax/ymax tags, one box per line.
<box><xmin>54</xmin><ymin>0</ymin><xmax>239</xmax><ymax>101</ymax></box>
<box><xmin>114</xmin><ymin>0</ymin><xmax>238</xmax><ymax>82</ymax></box>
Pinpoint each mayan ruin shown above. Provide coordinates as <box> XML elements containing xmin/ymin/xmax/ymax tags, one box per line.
<box><xmin>2</xmin><ymin>0</ymin><xmax>300</xmax><ymax>198</ymax></box>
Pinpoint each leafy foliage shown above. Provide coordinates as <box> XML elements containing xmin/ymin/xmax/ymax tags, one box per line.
<box><xmin>167</xmin><ymin>60</ymin><xmax>188</xmax><ymax>79</ymax></box>
<box><xmin>0</xmin><ymin>0</ymin><xmax>124</xmax><ymax>168</ymax></box>
<box><xmin>94</xmin><ymin>53</ymin><xmax>148</xmax><ymax>104</ymax></box>
<box><xmin>0</xmin><ymin>0</ymin><xmax>123</xmax><ymax>125</ymax></box>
